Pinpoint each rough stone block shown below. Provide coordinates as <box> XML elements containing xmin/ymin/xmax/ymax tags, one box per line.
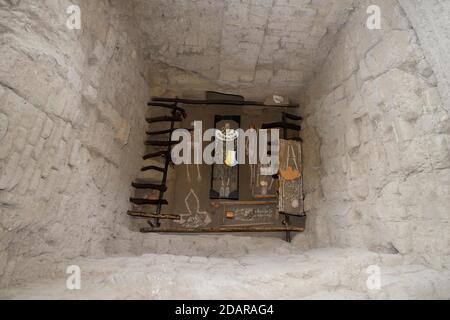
<box><xmin>62</xmin><ymin>123</ymin><xmax>72</xmax><ymax>142</ymax></box>
<box><xmin>27</xmin><ymin>112</ymin><xmax>46</xmax><ymax>146</ymax></box>
<box><xmin>32</xmin><ymin>138</ymin><xmax>45</xmax><ymax>160</ymax></box>
<box><xmin>114</xmin><ymin>120</ymin><xmax>131</xmax><ymax>147</ymax></box>
<box><xmin>68</xmin><ymin>139</ymin><xmax>81</xmax><ymax>168</ymax></box>
<box><xmin>0</xmin><ymin>113</ymin><xmax>8</xmax><ymax>142</ymax></box>
<box><xmin>0</xmin><ymin>152</ymin><xmax>22</xmax><ymax>191</ymax></box>
<box><xmin>28</xmin><ymin>168</ymin><xmax>42</xmax><ymax>193</ymax></box>
<box><xmin>363</xmin><ymin>30</ymin><xmax>417</xmax><ymax>80</ymax></box>
<box><xmin>400</xmin><ymin>140</ymin><xmax>430</xmax><ymax>174</ymax></box>
<box><xmin>41</xmin><ymin>118</ymin><xmax>54</xmax><ymax>139</ymax></box>
<box><xmin>345</xmin><ymin>123</ymin><xmax>360</xmax><ymax>149</ymax></box>
<box><xmin>16</xmin><ymin>159</ymin><xmax>36</xmax><ymax>195</ymax></box>
<box><xmin>52</xmin><ymin>140</ymin><xmax>67</xmax><ymax>171</ymax></box>
<box><xmin>0</xmin><ymin>131</ymin><xmax>13</xmax><ymax>160</ymax></box>
<box><xmin>14</xmin><ymin>127</ymin><xmax>28</xmax><ymax>152</ymax></box>
<box><xmin>428</xmin><ymin>134</ymin><xmax>450</xmax><ymax>169</ymax></box>
<box><xmin>393</xmin><ymin>117</ymin><xmax>415</xmax><ymax>142</ymax></box>
<box><xmin>82</xmin><ymin>85</ymin><xmax>98</xmax><ymax>105</ymax></box>
<box><xmin>19</xmin><ymin>144</ymin><xmax>34</xmax><ymax>168</ymax></box>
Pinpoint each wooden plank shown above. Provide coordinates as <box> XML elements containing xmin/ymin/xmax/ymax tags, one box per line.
<box><xmin>140</xmin><ymin>226</ymin><xmax>304</xmax><ymax>233</ymax></box>
<box><xmin>152</xmin><ymin>97</ymin><xmax>299</xmax><ymax>108</ymax></box>
<box><xmin>253</xmin><ymin>195</ymin><xmax>278</xmax><ymax>199</ymax></box>
<box><xmin>147</xmin><ymin>102</ymin><xmax>187</xmax><ymax>118</ymax></box>
<box><xmin>127</xmin><ymin>211</ymin><xmax>180</xmax><ymax>220</ymax></box>
<box><xmin>146</xmin><ymin>116</ymin><xmax>182</xmax><ymax>123</ymax></box>
<box><xmin>145</xmin><ymin>140</ymin><xmax>180</xmax><ymax>147</ymax></box>
<box><xmin>143</xmin><ymin>151</ymin><xmax>169</xmax><ymax>160</ymax></box>
<box><xmin>211</xmin><ymin>200</ymin><xmax>278</xmax><ymax>208</ymax></box>
<box><xmin>132</xmin><ymin>182</ymin><xmax>167</xmax><ymax>192</ymax></box>
<box><xmin>280</xmin><ymin>211</ymin><xmax>307</xmax><ymax>218</ymax></box>
<box><xmin>130</xmin><ymin>198</ymin><xmax>168</xmax><ymax>205</ymax></box>
<box><xmin>282</xmin><ymin>112</ymin><xmax>303</xmax><ymax>121</ymax></box>
<box><xmin>141</xmin><ymin>165</ymin><xmax>165</xmax><ymax>173</ymax></box>
<box><xmin>146</xmin><ymin>128</ymin><xmax>193</xmax><ymax>135</ymax></box>
<box><xmin>261</xmin><ymin>122</ymin><xmax>301</xmax><ymax>131</ymax></box>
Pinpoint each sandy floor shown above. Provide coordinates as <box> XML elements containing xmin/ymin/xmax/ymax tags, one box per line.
<box><xmin>1</xmin><ymin>237</ymin><xmax>449</xmax><ymax>299</ymax></box>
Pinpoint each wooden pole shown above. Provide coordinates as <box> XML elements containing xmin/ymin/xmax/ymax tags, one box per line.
<box><xmin>127</xmin><ymin>211</ymin><xmax>181</xmax><ymax>220</ymax></box>
<box><xmin>152</xmin><ymin>97</ymin><xmax>299</xmax><ymax>108</ymax></box>
<box><xmin>140</xmin><ymin>226</ymin><xmax>304</xmax><ymax>233</ymax></box>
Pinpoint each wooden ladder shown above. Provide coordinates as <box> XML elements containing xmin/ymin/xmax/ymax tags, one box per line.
<box><xmin>128</xmin><ymin>101</ymin><xmax>187</xmax><ymax>227</ymax></box>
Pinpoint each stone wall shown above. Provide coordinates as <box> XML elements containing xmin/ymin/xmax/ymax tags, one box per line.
<box><xmin>0</xmin><ymin>0</ymin><xmax>149</xmax><ymax>286</ymax></box>
<box><xmin>302</xmin><ymin>0</ymin><xmax>450</xmax><ymax>269</ymax></box>
<box><xmin>399</xmin><ymin>0</ymin><xmax>450</xmax><ymax>113</ymax></box>
<box><xmin>135</xmin><ymin>0</ymin><xmax>357</xmax><ymax>100</ymax></box>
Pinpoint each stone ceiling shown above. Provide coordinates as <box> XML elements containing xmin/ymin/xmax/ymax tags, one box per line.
<box><xmin>134</xmin><ymin>0</ymin><xmax>356</xmax><ymax>99</ymax></box>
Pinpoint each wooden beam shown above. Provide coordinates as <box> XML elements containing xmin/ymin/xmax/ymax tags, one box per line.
<box><xmin>145</xmin><ymin>140</ymin><xmax>180</xmax><ymax>147</ymax></box>
<box><xmin>127</xmin><ymin>211</ymin><xmax>181</xmax><ymax>220</ymax></box>
<box><xmin>132</xmin><ymin>182</ymin><xmax>167</xmax><ymax>192</ymax></box>
<box><xmin>140</xmin><ymin>226</ymin><xmax>304</xmax><ymax>233</ymax></box>
<box><xmin>261</xmin><ymin>122</ymin><xmax>301</xmax><ymax>131</ymax></box>
<box><xmin>143</xmin><ymin>151</ymin><xmax>170</xmax><ymax>160</ymax></box>
<box><xmin>146</xmin><ymin>128</ymin><xmax>193</xmax><ymax>135</ymax></box>
<box><xmin>130</xmin><ymin>198</ymin><xmax>168</xmax><ymax>205</ymax></box>
<box><xmin>152</xmin><ymin>97</ymin><xmax>299</xmax><ymax>108</ymax></box>
<box><xmin>282</xmin><ymin>112</ymin><xmax>303</xmax><ymax>121</ymax></box>
<box><xmin>146</xmin><ymin>116</ymin><xmax>182</xmax><ymax>123</ymax></box>
<box><xmin>147</xmin><ymin>102</ymin><xmax>187</xmax><ymax>118</ymax></box>
<box><xmin>211</xmin><ymin>200</ymin><xmax>277</xmax><ymax>208</ymax></box>
<box><xmin>141</xmin><ymin>165</ymin><xmax>165</xmax><ymax>173</ymax></box>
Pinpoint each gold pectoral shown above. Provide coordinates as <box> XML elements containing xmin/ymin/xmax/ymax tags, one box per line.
<box><xmin>225</xmin><ymin>150</ymin><xmax>238</xmax><ymax>167</ymax></box>
<box><xmin>279</xmin><ymin>166</ymin><xmax>300</xmax><ymax>181</ymax></box>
